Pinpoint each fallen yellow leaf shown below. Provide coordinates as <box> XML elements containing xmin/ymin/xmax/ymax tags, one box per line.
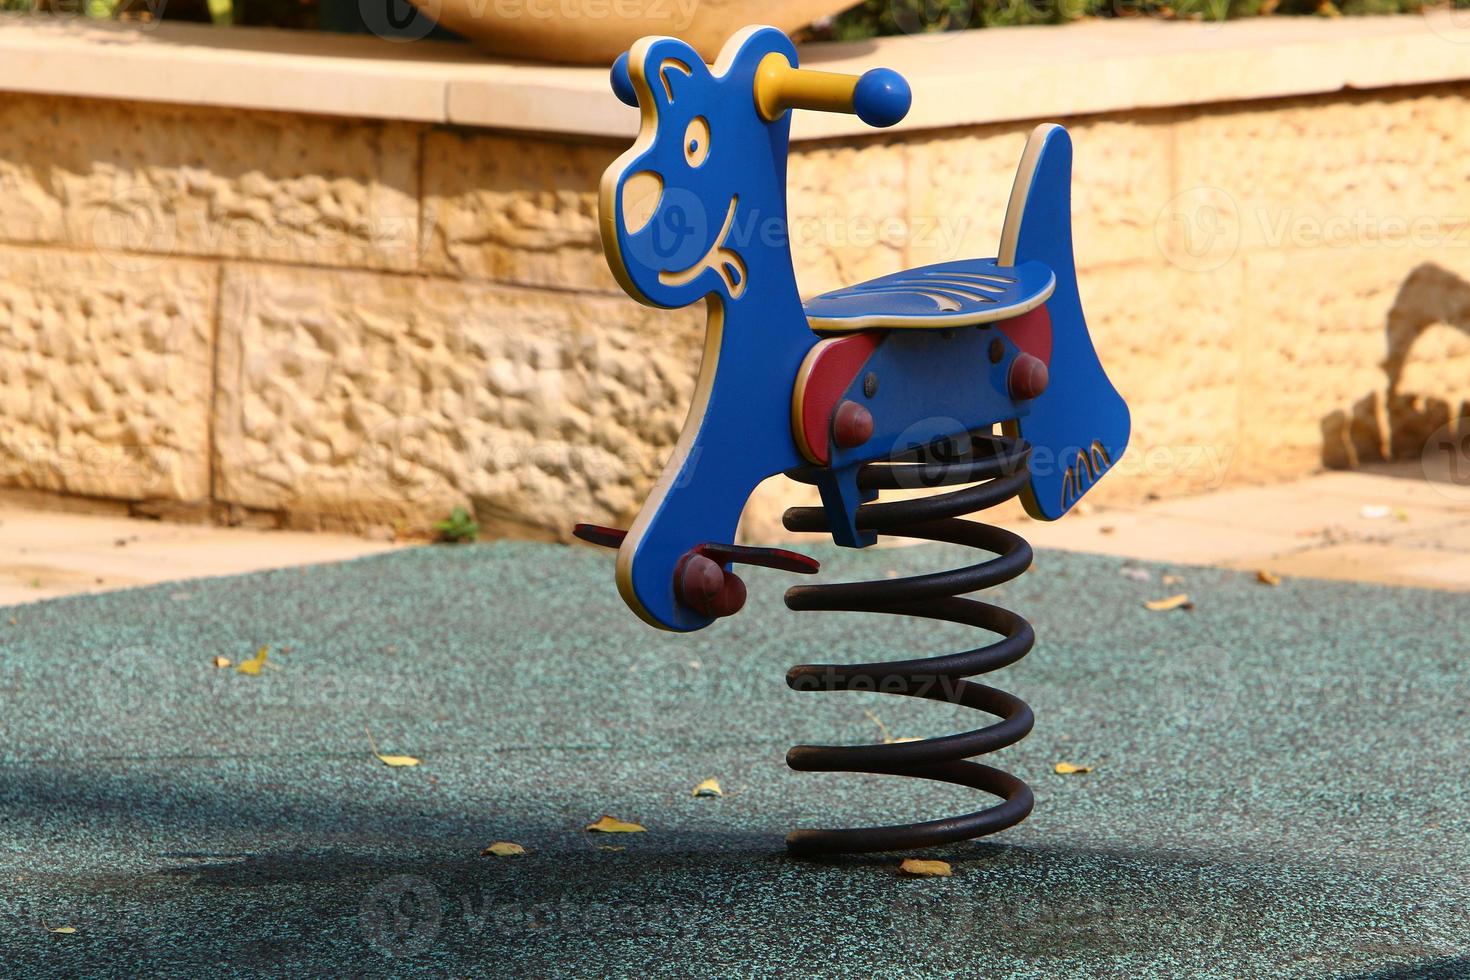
<box><xmin>1144</xmin><ymin>593</ymin><xmax>1191</xmax><ymax>612</ymax></box>
<box><xmin>481</xmin><ymin>841</ymin><xmax>525</xmax><ymax>857</ymax></box>
<box><xmin>898</xmin><ymin>858</ymin><xmax>952</xmax><ymax>877</ymax></box>
<box><xmin>364</xmin><ymin>727</ymin><xmax>421</xmax><ymax>768</ymax></box>
<box><xmin>598</xmin><ymin>845</ymin><xmax>626</xmax><ymax>852</ymax></box>
<box><xmin>586</xmin><ymin>815</ymin><xmax>645</xmax><ymax>834</ymax></box>
<box><xmin>212</xmin><ymin>655</ymin><xmax>232</xmax><ymax>668</ymax></box>
<box><xmin>1256</xmin><ymin>569</ymin><xmax>1281</xmax><ymax>586</ymax></box>
<box><xmin>235</xmin><ymin>645</ymin><xmax>271</xmax><ymax>675</ymax></box>
<box><xmin>692</xmin><ymin>778</ymin><xmax>723</xmax><ymax>798</ymax></box>
<box><xmin>863</xmin><ymin>709</ymin><xmax>918</xmax><ymax>744</ymax></box>
<box><xmin>47</xmin><ymin>926</ymin><xmax>77</xmax><ymax>935</ymax></box>
<box><xmin>1054</xmin><ymin>762</ymin><xmax>1093</xmax><ymax>775</ymax></box>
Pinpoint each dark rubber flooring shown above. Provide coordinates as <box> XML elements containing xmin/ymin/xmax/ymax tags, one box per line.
<box><xmin>1</xmin><ymin>540</ymin><xmax>1466</xmax><ymax>977</ymax></box>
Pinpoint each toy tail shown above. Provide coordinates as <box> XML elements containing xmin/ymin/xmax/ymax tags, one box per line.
<box><xmin>998</xmin><ymin>124</ymin><xmax>1130</xmax><ymax>521</ymax></box>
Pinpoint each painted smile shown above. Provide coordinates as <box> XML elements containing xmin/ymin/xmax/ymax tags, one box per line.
<box><xmin>658</xmin><ymin>196</ymin><xmax>746</xmax><ymax>298</ymax></box>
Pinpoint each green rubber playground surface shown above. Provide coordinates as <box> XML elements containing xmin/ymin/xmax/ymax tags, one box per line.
<box><xmin>1</xmin><ymin>540</ymin><xmax>1467</xmax><ymax>977</ymax></box>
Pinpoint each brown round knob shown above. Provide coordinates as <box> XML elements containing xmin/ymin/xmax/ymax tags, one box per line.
<box><xmin>675</xmin><ymin>553</ymin><xmax>746</xmax><ymax>618</ymax></box>
<box><xmin>833</xmin><ymin>400</ymin><xmax>874</xmax><ymax>449</ymax></box>
<box><xmin>1008</xmin><ymin>353</ymin><xmax>1049</xmax><ymax>401</ymax></box>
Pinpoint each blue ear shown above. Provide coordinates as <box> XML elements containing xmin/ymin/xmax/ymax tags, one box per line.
<box><xmin>611</xmin><ymin>51</ymin><xmax>637</xmax><ymax>107</ymax></box>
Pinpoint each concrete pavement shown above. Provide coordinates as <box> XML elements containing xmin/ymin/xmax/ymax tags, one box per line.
<box><xmin>5</xmin><ymin>462</ymin><xmax>1465</xmax><ymax>606</ymax></box>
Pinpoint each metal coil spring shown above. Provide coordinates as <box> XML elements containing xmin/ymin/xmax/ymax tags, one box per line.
<box><xmin>780</xmin><ymin>431</ymin><xmax>1037</xmax><ymax>856</ymax></box>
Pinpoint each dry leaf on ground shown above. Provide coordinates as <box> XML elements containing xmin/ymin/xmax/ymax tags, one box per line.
<box><xmin>365</xmin><ymin>727</ymin><xmax>421</xmax><ymax>767</ymax></box>
<box><xmin>212</xmin><ymin>655</ymin><xmax>232</xmax><ymax>668</ymax></box>
<box><xmin>692</xmin><ymin>778</ymin><xmax>723</xmax><ymax>797</ymax></box>
<box><xmin>1054</xmin><ymin>762</ymin><xmax>1093</xmax><ymax>775</ymax></box>
<box><xmin>235</xmin><ymin>646</ymin><xmax>273</xmax><ymax>675</ymax></box>
<box><xmin>898</xmin><ymin>859</ymin><xmax>952</xmax><ymax>877</ymax></box>
<box><xmin>1256</xmin><ymin>570</ymin><xmax>1281</xmax><ymax>586</ymax></box>
<box><xmin>47</xmin><ymin>926</ymin><xmax>77</xmax><ymax>935</ymax></box>
<box><xmin>586</xmin><ymin>815</ymin><xmax>645</xmax><ymax>833</ymax></box>
<box><xmin>481</xmin><ymin>841</ymin><xmax>525</xmax><ymax>857</ymax></box>
<box><xmin>1144</xmin><ymin>593</ymin><xmax>1192</xmax><ymax>612</ymax></box>
<box><xmin>864</xmin><ymin>709</ymin><xmax>917</xmax><ymax>744</ymax></box>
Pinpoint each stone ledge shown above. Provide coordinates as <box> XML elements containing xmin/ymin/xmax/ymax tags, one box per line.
<box><xmin>5</xmin><ymin>13</ymin><xmax>1470</xmax><ymax>140</ymax></box>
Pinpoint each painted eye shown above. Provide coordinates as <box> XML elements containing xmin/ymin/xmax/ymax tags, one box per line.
<box><xmin>684</xmin><ymin>117</ymin><xmax>710</xmax><ymax>167</ymax></box>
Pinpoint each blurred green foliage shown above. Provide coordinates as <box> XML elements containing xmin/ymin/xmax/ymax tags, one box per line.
<box><xmin>433</xmin><ymin>506</ymin><xmax>480</xmax><ymax>545</ymax></box>
<box><xmin>813</xmin><ymin>0</ymin><xmax>1458</xmax><ymax>38</ymax></box>
<box><xmin>0</xmin><ymin>0</ymin><xmax>313</xmax><ymax>26</ymax></box>
<box><xmin>1</xmin><ymin>0</ymin><xmax>1464</xmax><ymax>33</ymax></box>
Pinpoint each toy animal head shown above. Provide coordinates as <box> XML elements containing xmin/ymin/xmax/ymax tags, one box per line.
<box><xmin>599</xmin><ymin>27</ymin><xmax>798</xmax><ymax>311</ymax></box>
<box><xmin>600</xmin><ymin>27</ymin><xmax>911</xmax><ymax>313</ymax></box>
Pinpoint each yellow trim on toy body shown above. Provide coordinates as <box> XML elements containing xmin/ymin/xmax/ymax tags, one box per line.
<box><xmin>804</xmin><ymin>274</ymin><xmax>1054</xmax><ymax>333</ymax></box>
<box><xmin>600</xmin><ymin>25</ymin><xmax>778</xmax><ymax>630</ymax></box>
<box><xmin>997</xmin><ymin>123</ymin><xmax>1060</xmax><ymax>269</ymax></box>
<box><xmin>996</xmin><ymin>123</ymin><xmax>1132</xmax><ymax>523</ymax></box>
<box><xmin>789</xmin><ymin>336</ymin><xmax>838</xmax><ymax>464</ymax></box>
<box><xmin>615</xmin><ymin>297</ymin><xmax>727</xmax><ymax>630</ymax></box>
<box><xmin>599</xmin><ymin>33</ymin><xmax>673</xmax><ymax>309</ymax></box>
<box><xmin>997</xmin><ymin>125</ymin><xmax>1061</xmax><ymax>520</ymax></box>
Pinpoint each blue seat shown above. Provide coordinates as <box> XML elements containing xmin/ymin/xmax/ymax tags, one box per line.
<box><xmin>804</xmin><ymin>258</ymin><xmax>1055</xmax><ymax>332</ymax></box>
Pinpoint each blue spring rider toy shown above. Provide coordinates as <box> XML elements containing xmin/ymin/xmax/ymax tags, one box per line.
<box><xmin>576</xmin><ymin>26</ymin><xmax>1130</xmax><ymax>855</ymax></box>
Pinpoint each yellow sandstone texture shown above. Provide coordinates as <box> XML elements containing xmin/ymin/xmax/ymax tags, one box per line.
<box><xmin>0</xmin><ymin>85</ymin><xmax>1467</xmax><ymax>536</ymax></box>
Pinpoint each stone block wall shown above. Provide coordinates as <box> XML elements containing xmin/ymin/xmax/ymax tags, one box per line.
<box><xmin>1</xmin><ymin>84</ymin><xmax>1467</xmax><ymax>540</ymax></box>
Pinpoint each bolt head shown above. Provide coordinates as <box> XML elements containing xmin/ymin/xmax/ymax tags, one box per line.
<box><xmin>675</xmin><ymin>553</ymin><xmax>746</xmax><ymax>618</ymax></box>
<box><xmin>1008</xmin><ymin>353</ymin><xmax>1049</xmax><ymax>401</ymax></box>
<box><xmin>833</xmin><ymin>400</ymin><xmax>875</xmax><ymax>449</ymax></box>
